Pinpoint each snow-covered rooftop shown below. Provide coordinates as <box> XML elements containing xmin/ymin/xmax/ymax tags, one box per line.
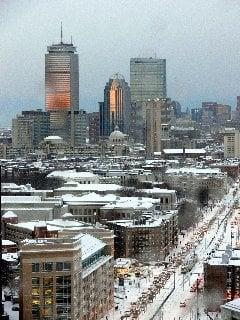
<box><xmin>165</xmin><ymin>167</ymin><xmax>223</xmax><ymax>175</ymax></box>
<box><xmin>2</xmin><ymin>210</ymin><xmax>18</xmax><ymax>218</ymax></box>
<box><xmin>163</xmin><ymin>148</ymin><xmax>206</xmax><ymax>154</ymax></box>
<box><xmin>47</xmin><ymin>170</ymin><xmax>98</xmax><ymax>181</ymax></box>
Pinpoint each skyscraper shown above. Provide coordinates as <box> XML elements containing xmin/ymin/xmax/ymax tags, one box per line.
<box><xmin>145</xmin><ymin>99</ymin><xmax>162</xmax><ymax>156</ymax></box>
<box><xmin>45</xmin><ymin>26</ymin><xmax>79</xmax><ymax>140</ymax></box>
<box><xmin>100</xmin><ymin>74</ymin><xmax>131</xmax><ymax>137</ymax></box>
<box><xmin>130</xmin><ymin>57</ymin><xmax>166</xmax><ymax>102</ymax></box>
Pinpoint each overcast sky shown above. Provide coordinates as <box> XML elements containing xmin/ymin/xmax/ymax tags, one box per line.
<box><xmin>1</xmin><ymin>0</ymin><xmax>240</xmax><ymax>127</ymax></box>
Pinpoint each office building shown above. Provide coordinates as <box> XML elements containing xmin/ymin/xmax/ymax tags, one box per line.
<box><xmin>145</xmin><ymin>99</ymin><xmax>162</xmax><ymax>156</ymax></box>
<box><xmin>12</xmin><ymin>109</ymin><xmax>50</xmax><ymax>150</ymax></box>
<box><xmin>88</xmin><ymin>112</ymin><xmax>100</xmax><ymax>144</ymax></box>
<box><xmin>45</xmin><ymin>30</ymin><xmax>79</xmax><ymax>140</ymax></box>
<box><xmin>68</xmin><ymin>110</ymin><xmax>86</xmax><ymax>146</ymax></box>
<box><xmin>130</xmin><ymin>57</ymin><xmax>166</xmax><ymax>102</ymax></box>
<box><xmin>202</xmin><ymin>102</ymin><xmax>231</xmax><ymax>125</ymax></box>
<box><xmin>20</xmin><ymin>233</ymin><xmax>114</xmax><ymax>320</ymax></box>
<box><xmin>100</xmin><ymin>74</ymin><xmax>131</xmax><ymax>137</ymax></box>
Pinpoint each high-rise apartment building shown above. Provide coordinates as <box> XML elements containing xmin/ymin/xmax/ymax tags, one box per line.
<box><xmin>68</xmin><ymin>110</ymin><xmax>87</xmax><ymax>146</ymax></box>
<box><xmin>20</xmin><ymin>232</ymin><xmax>114</xmax><ymax>320</ymax></box>
<box><xmin>45</xmin><ymin>31</ymin><xmax>79</xmax><ymax>140</ymax></box>
<box><xmin>100</xmin><ymin>74</ymin><xmax>131</xmax><ymax>137</ymax></box>
<box><xmin>12</xmin><ymin>109</ymin><xmax>50</xmax><ymax>150</ymax></box>
<box><xmin>145</xmin><ymin>99</ymin><xmax>162</xmax><ymax>156</ymax></box>
<box><xmin>130</xmin><ymin>57</ymin><xmax>166</xmax><ymax>102</ymax></box>
<box><xmin>224</xmin><ymin>128</ymin><xmax>240</xmax><ymax>158</ymax></box>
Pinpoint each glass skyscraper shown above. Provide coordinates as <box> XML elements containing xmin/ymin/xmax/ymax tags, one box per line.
<box><xmin>130</xmin><ymin>57</ymin><xmax>166</xmax><ymax>102</ymax></box>
<box><xmin>100</xmin><ymin>74</ymin><xmax>131</xmax><ymax>137</ymax></box>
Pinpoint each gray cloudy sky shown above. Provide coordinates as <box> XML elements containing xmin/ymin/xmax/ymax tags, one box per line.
<box><xmin>1</xmin><ymin>0</ymin><xmax>240</xmax><ymax>126</ymax></box>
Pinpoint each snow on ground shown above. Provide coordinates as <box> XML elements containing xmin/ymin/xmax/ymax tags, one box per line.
<box><xmin>102</xmin><ymin>185</ymin><xmax>239</xmax><ymax>320</ymax></box>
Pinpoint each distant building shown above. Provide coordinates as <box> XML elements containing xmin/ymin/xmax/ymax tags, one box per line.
<box><xmin>202</xmin><ymin>102</ymin><xmax>231</xmax><ymax>125</ymax></box>
<box><xmin>236</xmin><ymin>96</ymin><xmax>240</xmax><ymax>121</ymax></box>
<box><xmin>224</xmin><ymin>128</ymin><xmax>240</xmax><ymax>159</ymax></box>
<box><xmin>145</xmin><ymin>99</ymin><xmax>162</xmax><ymax>156</ymax></box>
<box><xmin>12</xmin><ymin>109</ymin><xmax>50</xmax><ymax>150</ymax></box>
<box><xmin>88</xmin><ymin>112</ymin><xmax>100</xmax><ymax>144</ymax></box>
<box><xmin>191</xmin><ymin>108</ymin><xmax>202</xmax><ymax>123</ymax></box>
<box><xmin>45</xmin><ymin>30</ymin><xmax>79</xmax><ymax>141</ymax></box>
<box><xmin>100</xmin><ymin>74</ymin><xmax>131</xmax><ymax>137</ymax></box>
<box><xmin>20</xmin><ymin>233</ymin><xmax>114</xmax><ymax>320</ymax></box>
<box><xmin>68</xmin><ymin>110</ymin><xmax>86</xmax><ymax>146</ymax></box>
<box><xmin>130</xmin><ymin>57</ymin><xmax>166</xmax><ymax>102</ymax></box>
<box><xmin>171</xmin><ymin>101</ymin><xmax>181</xmax><ymax>118</ymax></box>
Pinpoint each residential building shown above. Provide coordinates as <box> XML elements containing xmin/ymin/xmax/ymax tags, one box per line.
<box><xmin>164</xmin><ymin>167</ymin><xmax>228</xmax><ymax>204</ymax></box>
<box><xmin>106</xmin><ymin>210</ymin><xmax>178</xmax><ymax>262</ymax></box>
<box><xmin>19</xmin><ymin>233</ymin><xmax>114</xmax><ymax>320</ymax></box>
<box><xmin>130</xmin><ymin>57</ymin><xmax>166</xmax><ymax>102</ymax></box>
<box><xmin>224</xmin><ymin>128</ymin><xmax>240</xmax><ymax>159</ymax></box>
<box><xmin>100</xmin><ymin>74</ymin><xmax>131</xmax><ymax>136</ymax></box>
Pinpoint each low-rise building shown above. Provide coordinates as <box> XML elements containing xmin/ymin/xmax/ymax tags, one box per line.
<box><xmin>221</xmin><ymin>298</ymin><xmax>240</xmax><ymax>319</ymax></box>
<box><xmin>204</xmin><ymin>247</ymin><xmax>240</xmax><ymax>312</ymax></box>
<box><xmin>106</xmin><ymin>210</ymin><xmax>178</xmax><ymax>262</ymax></box>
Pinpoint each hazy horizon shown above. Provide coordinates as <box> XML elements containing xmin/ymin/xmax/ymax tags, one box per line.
<box><xmin>1</xmin><ymin>0</ymin><xmax>240</xmax><ymax>127</ymax></box>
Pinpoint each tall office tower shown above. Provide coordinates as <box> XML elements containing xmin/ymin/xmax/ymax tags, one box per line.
<box><xmin>45</xmin><ymin>28</ymin><xmax>79</xmax><ymax>140</ymax></box>
<box><xmin>20</xmin><ymin>233</ymin><xmax>114</xmax><ymax>320</ymax></box>
<box><xmin>100</xmin><ymin>74</ymin><xmax>131</xmax><ymax>137</ymax></box>
<box><xmin>130</xmin><ymin>57</ymin><xmax>166</xmax><ymax>102</ymax></box>
<box><xmin>12</xmin><ymin>109</ymin><xmax>50</xmax><ymax>150</ymax></box>
<box><xmin>145</xmin><ymin>99</ymin><xmax>162</xmax><ymax>157</ymax></box>
<box><xmin>88</xmin><ymin>112</ymin><xmax>100</xmax><ymax>144</ymax></box>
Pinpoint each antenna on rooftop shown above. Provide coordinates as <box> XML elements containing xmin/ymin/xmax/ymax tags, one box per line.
<box><xmin>71</xmin><ymin>35</ymin><xmax>73</xmax><ymax>45</ymax></box>
<box><xmin>60</xmin><ymin>21</ymin><xmax>63</xmax><ymax>44</ymax></box>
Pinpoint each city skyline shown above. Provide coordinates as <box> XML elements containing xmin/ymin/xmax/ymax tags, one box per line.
<box><xmin>2</xmin><ymin>0</ymin><xmax>240</xmax><ymax>126</ymax></box>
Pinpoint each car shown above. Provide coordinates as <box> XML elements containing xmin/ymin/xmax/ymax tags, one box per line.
<box><xmin>12</xmin><ymin>304</ymin><xmax>19</xmax><ymax>311</ymax></box>
<box><xmin>180</xmin><ymin>301</ymin><xmax>186</xmax><ymax>307</ymax></box>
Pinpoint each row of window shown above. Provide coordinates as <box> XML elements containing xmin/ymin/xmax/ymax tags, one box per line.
<box><xmin>32</xmin><ymin>262</ymin><xmax>71</xmax><ymax>273</ymax></box>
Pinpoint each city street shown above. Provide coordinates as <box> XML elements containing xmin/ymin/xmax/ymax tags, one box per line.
<box><xmin>102</xmin><ymin>183</ymin><xmax>239</xmax><ymax>320</ymax></box>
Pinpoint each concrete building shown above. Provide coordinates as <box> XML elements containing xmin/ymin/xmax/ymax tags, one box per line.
<box><xmin>19</xmin><ymin>233</ymin><xmax>114</xmax><ymax>320</ymax></box>
<box><xmin>224</xmin><ymin>128</ymin><xmax>240</xmax><ymax>159</ymax></box>
<box><xmin>45</xmin><ymin>31</ymin><xmax>79</xmax><ymax>140</ymax></box>
<box><xmin>68</xmin><ymin>109</ymin><xmax>87</xmax><ymax>146</ymax></box>
<box><xmin>204</xmin><ymin>247</ymin><xmax>240</xmax><ymax>312</ymax></box>
<box><xmin>12</xmin><ymin>109</ymin><xmax>50</xmax><ymax>150</ymax></box>
<box><xmin>130</xmin><ymin>57</ymin><xmax>166</xmax><ymax>102</ymax></box>
<box><xmin>145</xmin><ymin>99</ymin><xmax>162</xmax><ymax>156</ymax></box>
<box><xmin>100</xmin><ymin>74</ymin><xmax>131</xmax><ymax>137</ymax></box>
<box><xmin>88</xmin><ymin>112</ymin><xmax>100</xmax><ymax>144</ymax></box>
<box><xmin>106</xmin><ymin>210</ymin><xmax>178</xmax><ymax>262</ymax></box>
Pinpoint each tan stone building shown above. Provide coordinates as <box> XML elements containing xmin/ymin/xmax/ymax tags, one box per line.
<box><xmin>20</xmin><ymin>233</ymin><xmax>114</xmax><ymax>320</ymax></box>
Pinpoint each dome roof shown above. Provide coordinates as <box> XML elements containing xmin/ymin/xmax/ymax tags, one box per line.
<box><xmin>109</xmin><ymin>128</ymin><xmax>125</xmax><ymax>140</ymax></box>
<box><xmin>2</xmin><ymin>211</ymin><xmax>17</xmax><ymax>218</ymax></box>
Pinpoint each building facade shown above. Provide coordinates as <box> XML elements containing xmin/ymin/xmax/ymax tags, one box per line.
<box><xmin>130</xmin><ymin>57</ymin><xmax>166</xmax><ymax>102</ymax></box>
<box><xmin>88</xmin><ymin>112</ymin><xmax>100</xmax><ymax>144</ymax></box>
<box><xmin>224</xmin><ymin>128</ymin><xmax>240</xmax><ymax>159</ymax></box>
<box><xmin>12</xmin><ymin>109</ymin><xmax>50</xmax><ymax>150</ymax></box>
<box><xmin>45</xmin><ymin>36</ymin><xmax>79</xmax><ymax>140</ymax></box>
<box><xmin>100</xmin><ymin>74</ymin><xmax>131</xmax><ymax>137</ymax></box>
<box><xmin>20</xmin><ymin>233</ymin><xmax>114</xmax><ymax>320</ymax></box>
<box><xmin>145</xmin><ymin>99</ymin><xmax>162</xmax><ymax>156</ymax></box>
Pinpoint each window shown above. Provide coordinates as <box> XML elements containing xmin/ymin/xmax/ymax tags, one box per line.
<box><xmin>32</xmin><ymin>277</ymin><xmax>40</xmax><ymax>286</ymax></box>
<box><xmin>56</xmin><ymin>262</ymin><xmax>71</xmax><ymax>271</ymax></box>
<box><xmin>32</xmin><ymin>263</ymin><xmax>40</xmax><ymax>273</ymax></box>
<box><xmin>43</xmin><ymin>262</ymin><xmax>53</xmax><ymax>272</ymax></box>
